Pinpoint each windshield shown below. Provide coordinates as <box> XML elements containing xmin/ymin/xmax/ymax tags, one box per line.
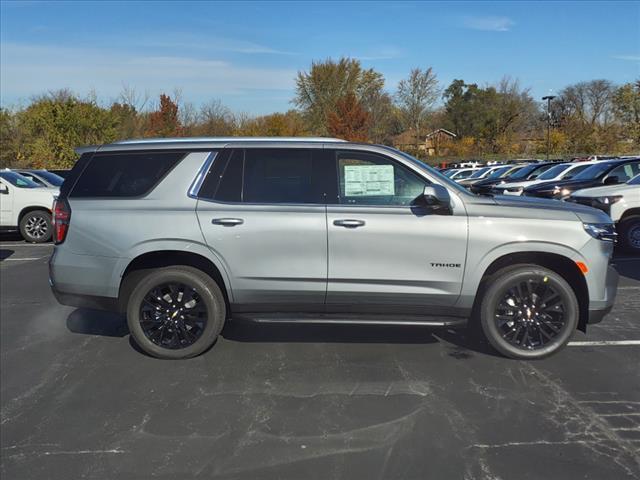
<box><xmin>629</xmin><ymin>174</ymin><xmax>640</xmax><ymax>185</ymax></box>
<box><xmin>443</xmin><ymin>169</ymin><xmax>457</xmax><ymax>177</ymax></box>
<box><xmin>487</xmin><ymin>166</ymin><xmax>513</xmax><ymax>179</ymax></box>
<box><xmin>393</xmin><ymin>150</ymin><xmax>471</xmax><ymax>195</ymax></box>
<box><xmin>35</xmin><ymin>171</ymin><xmax>64</xmax><ymax>186</ymax></box>
<box><xmin>507</xmin><ymin>164</ymin><xmax>542</xmax><ymax>180</ymax></box>
<box><xmin>469</xmin><ymin>167</ymin><xmax>490</xmax><ymax>179</ymax></box>
<box><xmin>537</xmin><ymin>164</ymin><xmax>572</xmax><ymax>180</ymax></box>
<box><xmin>572</xmin><ymin>161</ymin><xmax>618</xmax><ymax>180</ymax></box>
<box><xmin>0</xmin><ymin>171</ymin><xmax>40</xmax><ymax>188</ymax></box>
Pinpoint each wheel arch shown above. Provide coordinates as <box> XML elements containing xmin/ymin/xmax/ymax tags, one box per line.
<box><xmin>619</xmin><ymin>208</ymin><xmax>640</xmax><ymax>222</ymax></box>
<box><xmin>118</xmin><ymin>250</ymin><xmax>232</xmax><ymax>314</ymax></box>
<box><xmin>18</xmin><ymin>205</ymin><xmax>52</xmax><ymax>224</ymax></box>
<box><xmin>473</xmin><ymin>251</ymin><xmax>589</xmax><ymax>332</ymax></box>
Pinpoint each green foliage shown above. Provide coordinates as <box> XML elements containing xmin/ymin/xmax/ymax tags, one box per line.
<box><xmin>294</xmin><ymin>57</ymin><xmax>384</xmax><ymax>135</ymax></box>
<box><xmin>14</xmin><ymin>91</ymin><xmax>119</xmax><ymax>168</ymax></box>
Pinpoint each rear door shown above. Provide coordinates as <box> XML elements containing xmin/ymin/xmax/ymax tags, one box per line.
<box><xmin>325</xmin><ymin>149</ymin><xmax>468</xmax><ymax>313</ymax></box>
<box><xmin>196</xmin><ymin>147</ymin><xmax>332</xmax><ymax>310</ymax></box>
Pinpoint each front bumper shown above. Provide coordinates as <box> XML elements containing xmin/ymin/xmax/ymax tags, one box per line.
<box><xmin>587</xmin><ymin>264</ymin><xmax>618</xmax><ymax>324</ymax></box>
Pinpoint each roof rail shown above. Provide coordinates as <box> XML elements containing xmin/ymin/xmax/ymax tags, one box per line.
<box><xmin>112</xmin><ymin>136</ymin><xmax>346</xmax><ymax>145</ymax></box>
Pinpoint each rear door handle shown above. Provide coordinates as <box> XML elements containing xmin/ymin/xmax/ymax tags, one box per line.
<box><xmin>211</xmin><ymin>218</ymin><xmax>244</xmax><ymax>227</ymax></box>
<box><xmin>333</xmin><ymin>219</ymin><xmax>365</xmax><ymax>228</ymax></box>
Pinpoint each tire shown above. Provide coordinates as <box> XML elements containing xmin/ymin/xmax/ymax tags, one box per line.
<box><xmin>126</xmin><ymin>266</ymin><xmax>226</xmax><ymax>359</ymax></box>
<box><xmin>617</xmin><ymin>216</ymin><xmax>640</xmax><ymax>254</ymax></box>
<box><xmin>479</xmin><ymin>265</ymin><xmax>578</xmax><ymax>360</ymax></box>
<box><xmin>19</xmin><ymin>210</ymin><xmax>52</xmax><ymax>243</ymax></box>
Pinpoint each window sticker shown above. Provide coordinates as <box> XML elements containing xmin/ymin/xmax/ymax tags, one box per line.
<box><xmin>344</xmin><ymin>164</ymin><xmax>395</xmax><ymax>196</ymax></box>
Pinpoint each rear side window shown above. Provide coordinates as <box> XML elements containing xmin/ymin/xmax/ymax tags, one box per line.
<box><xmin>70</xmin><ymin>151</ymin><xmax>184</xmax><ymax>198</ymax></box>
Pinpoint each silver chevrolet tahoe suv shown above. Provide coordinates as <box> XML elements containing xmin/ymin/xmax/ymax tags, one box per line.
<box><xmin>49</xmin><ymin>138</ymin><xmax>618</xmax><ymax>360</ymax></box>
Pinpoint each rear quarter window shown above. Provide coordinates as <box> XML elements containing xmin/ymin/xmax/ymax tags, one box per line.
<box><xmin>69</xmin><ymin>151</ymin><xmax>184</xmax><ymax>198</ymax></box>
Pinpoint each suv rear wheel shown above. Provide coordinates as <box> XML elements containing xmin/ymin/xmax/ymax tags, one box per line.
<box><xmin>126</xmin><ymin>266</ymin><xmax>226</xmax><ymax>359</ymax></box>
<box><xmin>19</xmin><ymin>210</ymin><xmax>52</xmax><ymax>243</ymax></box>
<box><xmin>479</xmin><ymin>265</ymin><xmax>578</xmax><ymax>359</ymax></box>
<box><xmin>617</xmin><ymin>215</ymin><xmax>640</xmax><ymax>254</ymax></box>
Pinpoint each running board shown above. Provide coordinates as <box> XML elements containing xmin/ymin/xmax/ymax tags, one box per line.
<box><xmin>232</xmin><ymin>313</ymin><xmax>468</xmax><ymax>328</ymax></box>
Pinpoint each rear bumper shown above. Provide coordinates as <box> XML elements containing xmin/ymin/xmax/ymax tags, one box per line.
<box><xmin>587</xmin><ymin>264</ymin><xmax>619</xmax><ymax>324</ymax></box>
<box><xmin>50</xmin><ymin>278</ymin><xmax>119</xmax><ymax>311</ymax></box>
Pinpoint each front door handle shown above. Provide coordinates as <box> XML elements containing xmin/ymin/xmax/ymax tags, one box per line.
<box><xmin>333</xmin><ymin>219</ymin><xmax>365</xmax><ymax>228</ymax></box>
<box><xmin>212</xmin><ymin>218</ymin><xmax>244</xmax><ymax>227</ymax></box>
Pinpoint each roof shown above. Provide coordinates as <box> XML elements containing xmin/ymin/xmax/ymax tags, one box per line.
<box><xmin>425</xmin><ymin>128</ymin><xmax>457</xmax><ymax>139</ymax></box>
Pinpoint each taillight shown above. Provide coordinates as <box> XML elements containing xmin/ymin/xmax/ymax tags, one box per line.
<box><xmin>52</xmin><ymin>198</ymin><xmax>71</xmax><ymax>244</ymax></box>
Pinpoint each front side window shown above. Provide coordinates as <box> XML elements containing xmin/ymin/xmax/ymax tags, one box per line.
<box><xmin>606</xmin><ymin>162</ymin><xmax>640</xmax><ymax>183</ymax></box>
<box><xmin>336</xmin><ymin>151</ymin><xmax>427</xmax><ymax>206</ymax></box>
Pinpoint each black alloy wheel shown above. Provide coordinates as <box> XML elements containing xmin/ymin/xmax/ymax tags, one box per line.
<box><xmin>480</xmin><ymin>265</ymin><xmax>578</xmax><ymax>359</ymax></box>
<box><xmin>139</xmin><ymin>282</ymin><xmax>208</xmax><ymax>349</ymax></box>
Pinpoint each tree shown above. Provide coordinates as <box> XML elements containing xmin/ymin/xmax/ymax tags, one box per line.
<box><xmin>145</xmin><ymin>94</ymin><xmax>183</xmax><ymax>137</ymax></box>
<box><xmin>612</xmin><ymin>80</ymin><xmax>640</xmax><ymax>147</ymax></box>
<box><xmin>197</xmin><ymin>99</ymin><xmax>235</xmax><ymax>136</ymax></box>
<box><xmin>15</xmin><ymin>90</ymin><xmax>119</xmax><ymax>168</ymax></box>
<box><xmin>294</xmin><ymin>57</ymin><xmax>384</xmax><ymax>135</ymax></box>
<box><xmin>326</xmin><ymin>93</ymin><xmax>370</xmax><ymax>141</ymax></box>
<box><xmin>395</xmin><ymin>67</ymin><xmax>439</xmax><ymax>149</ymax></box>
<box><xmin>0</xmin><ymin>108</ymin><xmax>18</xmax><ymax>167</ymax></box>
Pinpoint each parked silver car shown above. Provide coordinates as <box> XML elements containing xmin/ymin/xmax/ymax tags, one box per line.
<box><xmin>50</xmin><ymin>138</ymin><xmax>618</xmax><ymax>359</ymax></box>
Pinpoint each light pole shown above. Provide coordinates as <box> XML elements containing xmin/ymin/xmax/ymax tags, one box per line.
<box><xmin>542</xmin><ymin>95</ymin><xmax>556</xmax><ymax>160</ymax></box>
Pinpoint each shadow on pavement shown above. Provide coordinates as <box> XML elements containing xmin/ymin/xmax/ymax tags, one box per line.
<box><xmin>66</xmin><ymin>308</ymin><xmax>129</xmax><ymax>337</ymax></box>
<box><xmin>0</xmin><ymin>232</ymin><xmax>24</xmax><ymax>242</ymax></box>
<box><xmin>0</xmin><ymin>249</ymin><xmax>15</xmax><ymax>260</ymax></box>
<box><xmin>614</xmin><ymin>257</ymin><xmax>640</xmax><ymax>282</ymax></box>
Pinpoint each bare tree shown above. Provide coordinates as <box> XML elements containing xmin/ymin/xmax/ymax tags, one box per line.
<box><xmin>395</xmin><ymin>67</ymin><xmax>439</xmax><ymax>149</ymax></box>
<box><xmin>198</xmin><ymin>99</ymin><xmax>234</xmax><ymax>136</ymax></box>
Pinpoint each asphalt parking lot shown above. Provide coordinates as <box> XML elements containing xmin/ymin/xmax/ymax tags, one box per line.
<box><xmin>1</xmin><ymin>236</ymin><xmax>639</xmax><ymax>479</ymax></box>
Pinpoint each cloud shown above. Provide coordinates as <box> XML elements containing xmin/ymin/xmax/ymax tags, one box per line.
<box><xmin>133</xmin><ymin>35</ymin><xmax>296</xmax><ymax>55</ymax></box>
<box><xmin>0</xmin><ymin>42</ymin><xmax>297</xmax><ymax>106</ymax></box>
<box><xmin>356</xmin><ymin>46</ymin><xmax>404</xmax><ymax>61</ymax></box>
<box><xmin>462</xmin><ymin>15</ymin><xmax>515</xmax><ymax>32</ymax></box>
<box><xmin>612</xmin><ymin>54</ymin><xmax>640</xmax><ymax>61</ymax></box>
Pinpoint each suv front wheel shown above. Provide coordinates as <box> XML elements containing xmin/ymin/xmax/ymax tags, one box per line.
<box><xmin>126</xmin><ymin>266</ymin><xmax>226</xmax><ymax>359</ymax></box>
<box><xmin>479</xmin><ymin>265</ymin><xmax>578</xmax><ymax>359</ymax></box>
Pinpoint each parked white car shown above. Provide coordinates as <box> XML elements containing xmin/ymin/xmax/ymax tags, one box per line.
<box><xmin>494</xmin><ymin>161</ymin><xmax>597</xmax><ymax>195</ymax></box>
<box><xmin>569</xmin><ymin>175</ymin><xmax>640</xmax><ymax>253</ymax></box>
<box><xmin>0</xmin><ymin>171</ymin><xmax>58</xmax><ymax>243</ymax></box>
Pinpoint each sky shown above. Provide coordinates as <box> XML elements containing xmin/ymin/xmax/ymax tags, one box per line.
<box><xmin>1</xmin><ymin>0</ymin><xmax>639</xmax><ymax>114</ymax></box>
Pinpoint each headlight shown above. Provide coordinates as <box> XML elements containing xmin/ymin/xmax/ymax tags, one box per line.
<box><xmin>593</xmin><ymin>195</ymin><xmax>623</xmax><ymax>205</ymax></box>
<box><xmin>552</xmin><ymin>186</ymin><xmax>571</xmax><ymax>197</ymax></box>
<box><xmin>583</xmin><ymin>223</ymin><xmax>617</xmax><ymax>242</ymax></box>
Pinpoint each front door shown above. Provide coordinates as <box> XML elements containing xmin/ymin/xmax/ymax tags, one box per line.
<box><xmin>325</xmin><ymin>150</ymin><xmax>468</xmax><ymax>313</ymax></box>
<box><xmin>196</xmin><ymin>148</ymin><xmax>331</xmax><ymax>310</ymax></box>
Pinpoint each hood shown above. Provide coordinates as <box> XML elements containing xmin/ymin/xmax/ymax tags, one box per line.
<box><xmin>572</xmin><ymin>183</ymin><xmax>637</xmax><ymax>197</ymax></box>
<box><xmin>525</xmin><ymin>178</ymin><xmax>599</xmax><ymax>193</ymax></box>
<box><xmin>491</xmin><ymin>194</ymin><xmax>611</xmax><ymax>224</ymax></box>
<box><xmin>494</xmin><ymin>179</ymin><xmax>537</xmax><ymax>190</ymax></box>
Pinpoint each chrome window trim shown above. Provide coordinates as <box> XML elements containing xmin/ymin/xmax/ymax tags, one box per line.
<box><xmin>188</xmin><ymin>151</ymin><xmax>218</xmax><ymax>199</ymax></box>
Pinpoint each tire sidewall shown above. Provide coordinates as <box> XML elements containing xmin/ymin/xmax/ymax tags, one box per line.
<box><xmin>127</xmin><ymin>267</ymin><xmax>225</xmax><ymax>359</ymax></box>
<box><xmin>619</xmin><ymin>216</ymin><xmax>640</xmax><ymax>254</ymax></box>
<box><xmin>19</xmin><ymin>210</ymin><xmax>52</xmax><ymax>243</ymax></box>
<box><xmin>480</xmin><ymin>266</ymin><xmax>578</xmax><ymax>359</ymax></box>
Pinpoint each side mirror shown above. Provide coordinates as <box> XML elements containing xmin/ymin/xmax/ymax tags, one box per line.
<box><xmin>0</xmin><ymin>184</ymin><xmax>8</xmax><ymax>194</ymax></box>
<box><xmin>422</xmin><ymin>184</ymin><xmax>451</xmax><ymax>207</ymax></box>
<box><xmin>604</xmin><ymin>176</ymin><xmax>620</xmax><ymax>185</ymax></box>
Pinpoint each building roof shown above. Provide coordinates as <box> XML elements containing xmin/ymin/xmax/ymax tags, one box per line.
<box><xmin>425</xmin><ymin>128</ymin><xmax>457</xmax><ymax>139</ymax></box>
